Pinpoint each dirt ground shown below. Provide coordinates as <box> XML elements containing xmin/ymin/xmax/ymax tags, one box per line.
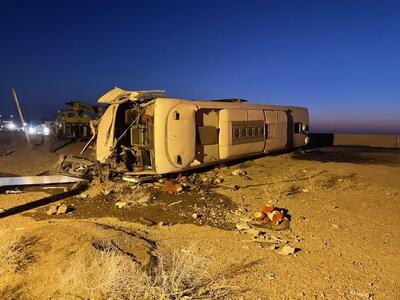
<box><xmin>0</xmin><ymin>132</ymin><xmax>399</xmax><ymax>299</ymax></box>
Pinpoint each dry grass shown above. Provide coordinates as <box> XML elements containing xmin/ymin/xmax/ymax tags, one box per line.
<box><xmin>0</xmin><ymin>231</ymin><xmax>36</xmax><ymax>274</ymax></box>
<box><xmin>61</xmin><ymin>245</ymin><xmax>231</xmax><ymax>300</ymax></box>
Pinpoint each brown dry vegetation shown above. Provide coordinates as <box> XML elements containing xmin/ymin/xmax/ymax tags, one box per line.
<box><xmin>61</xmin><ymin>245</ymin><xmax>230</xmax><ymax>300</ymax></box>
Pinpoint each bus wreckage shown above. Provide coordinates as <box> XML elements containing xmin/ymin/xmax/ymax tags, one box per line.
<box><xmin>57</xmin><ymin>87</ymin><xmax>309</xmax><ymax>181</ymax></box>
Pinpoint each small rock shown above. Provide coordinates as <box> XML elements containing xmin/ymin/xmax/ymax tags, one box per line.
<box><xmin>231</xmin><ymin>169</ymin><xmax>247</xmax><ymax>176</ymax></box>
<box><xmin>301</xmin><ymin>188</ymin><xmax>309</xmax><ymax>193</ymax></box>
<box><xmin>266</xmin><ymin>272</ymin><xmax>276</xmax><ymax>280</ymax></box>
<box><xmin>79</xmin><ymin>193</ymin><xmax>88</xmax><ymax>198</ymax></box>
<box><xmin>115</xmin><ymin>201</ymin><xmax>128</xmax><ymax>209</ymax></box>
<box><xmin>46</xmin><ymin>205</ymin><xmax>58</xmax><ymax>215</ymax></box>
<box><xmin>102</xmin><ymin>189</ymin><xmax>111</xmax><ymax>195</ymax></box>
<box><xmin>56</xmin><ymin>204</ymin><xmax>69</xmax><ymax>215</ymax></box>
<box><xmin>192</xmin><ymin>213</ymin><xmax>199</xmax><ymax>219</ymax></box>
<box><xmin>236</xmin><ymin>223</ymin><xmax>251</xmax><ymax>230</ymax></box>
<box><xmin>332</xmin><ymin>224</ymin><xmax>340</xmax><ymax>229</ymax></box>
<box><xmin>279</xmin><ymin>245</ymin><xmax>297</xmax><ymax>255</ymax></box>
<box><xmin>349</xmin><ymin>289</ymin><xmax>372</xmax><ymax>299</ymax></box>
<box><xmin>158</xmin><ymin>221</ymin><xmax>164</xmax><ymax>226</ymax></box>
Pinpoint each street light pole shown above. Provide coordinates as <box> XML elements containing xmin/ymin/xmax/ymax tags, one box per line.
<box><xmin>11</xmin><ymin>88</ymin><xmax>32</xmax><ymax>148</ymax></box>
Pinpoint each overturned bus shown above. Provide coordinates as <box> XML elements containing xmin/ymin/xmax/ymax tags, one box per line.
<box><xmin>95</xmin><ymin>88</ymin><xmax>309</xmax><ymax>177</ymax></box>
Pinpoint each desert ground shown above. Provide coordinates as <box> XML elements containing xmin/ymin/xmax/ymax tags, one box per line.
<box><xmin>0</xmin><ymin>132</ymin><xmax>399</xmax><ymax>299</ymax></box>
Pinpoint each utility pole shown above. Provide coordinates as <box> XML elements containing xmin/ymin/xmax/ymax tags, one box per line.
<box><xmin>11</xmin><ymin>88</ymin><xmax>32</xmax><ymax>148</ymax></box>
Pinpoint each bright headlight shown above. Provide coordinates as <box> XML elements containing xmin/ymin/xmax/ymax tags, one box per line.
<box><xmin>43</xmin><ymin>127</ymin><xmax>50</xmax><ymax>135</ymax></box>
<box><xmin>28</xmin><ymin>126</ymin><xmax>35</xmax><ymax>134</ymax></box>
<box><xmin>7</xmin><ymin>122</ymin><xmax>15</xmax><ymax>130</ymax></box>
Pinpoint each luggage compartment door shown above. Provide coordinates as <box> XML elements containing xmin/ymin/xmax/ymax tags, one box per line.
<box><xmin>264</xmin><ymin>110</ymin><xmax>288</xmax><ymax>152</ymax></box>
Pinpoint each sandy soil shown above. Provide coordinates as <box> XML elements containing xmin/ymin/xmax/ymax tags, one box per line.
<box><xmin>0</xmin><ymin>133</ymin><xmax>399</xmax><ymax>299</ymax></box>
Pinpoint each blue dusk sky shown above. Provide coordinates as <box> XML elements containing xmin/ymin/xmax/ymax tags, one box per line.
<box><xmin>0</xmin><ymin>0</ymin><xmax>399</xmax><ymax>133</ymax></box>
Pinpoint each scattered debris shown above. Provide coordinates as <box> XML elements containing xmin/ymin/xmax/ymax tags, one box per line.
<box><xmin>5</xmin><ymin>189</ymin><xmax>23</xmax><ymax>194</ymax></box>
<box><xmin>279</xmin><ymin>245</ymin><xmax>297</xmax><ymax>256</ymax></box>
<box><xmin>57</xmin><ymin>204</ymin><xmax>69</xmax><ymax>215</ymax></box>
<box><xmin>266</xmin><ymin>272</ymin><xmax>276</xmax><ymax>280</ymax></box>
<box><xmin>267</xmin><ymin>211</ymin><xmax>285</xmax><ymax>225</ymax></box>
<box><xmin>349</xmin><ymin>289</ymin><xmax>373</xmax><ymax>299</ymax></box>
<box><xmin>234</xmin><ymin>203</ymin><xmax>300</xmax><ymax>255</ymax></box>
<box><xmin>56</xmin><ymin>154</ymin><xmax>97</xmax><ymax>179</ymax></box>
<box><xmin>115</xmin><ymin>201</ymin><xmax>128</xmax><ymax>209</ymax></box>
<box><xmin>46</xmin><ymin>205</ymin><xmax>58</xmax><ymax>215</ymax></box>
<box><xmin>168</xmin><ymin>200</ymin><xmax>183</xmax><ymax>207</ymax></box>
<box><xmin>122</xmin><ymin>174</ymin><xmax>159</xmax><ymax>183</ymax></box>
<box><xmin>160</xmin><ymin>180</ymin><xmax>183</xmax><ymax>194</ymax></box>
<box><xmin>248</xmin><ymin>204</ymin><xmax>290</xmax><ymax>230</ymax></box>
<box><xmin>260</xmin><ymin>204</ymin><xmax>274</xmax><ymax>213</ymax></box>
<box><xmin>45</xmin><ymin>203</ymin><xmax>73</xmax><ymax>215</ymax></box>
<box><xmin>231</xmin><ymin>169</ymin><xmax>247</xmax><ymax>176</ymax></box>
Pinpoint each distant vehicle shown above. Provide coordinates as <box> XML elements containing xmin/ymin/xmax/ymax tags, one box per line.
<box><xmin>95</xmin><ymin>88</ymin><xmax>310</xmax><ymax>176</ymax></box>
<box><xmin>33</xmin><ymin>121</ymin><xmax>52</xmax><ymax>135</ymax></box>
<box><xmin>0</xmin><ymin>115</ymin><xmax>23</xmax><ymax>132</ymax></box>
<box><xmin>56</xmin><ymin>101</ymin><xmax>103</xmax><ymax>138</ymax></box>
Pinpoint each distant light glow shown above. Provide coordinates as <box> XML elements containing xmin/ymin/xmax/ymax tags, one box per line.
<box><xmin>28</xmin><ymin>126</ymin><xmax>36</xmax><ymax>134</ymax></box>
<box><xmin>7</xmin><ymin>122</ymin><xmax>15</xmax><ymax>130</ymax></box>
<box><xmin>43</xmin><ymin>126</ymin><xmax>50</xmax><ymax>135</ymax></box>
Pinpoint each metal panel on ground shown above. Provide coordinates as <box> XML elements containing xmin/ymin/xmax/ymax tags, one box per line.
<box><xmin>0</xmin><ymin>175</ymin><xmax>87</xmax><ymax>188</ymax></box>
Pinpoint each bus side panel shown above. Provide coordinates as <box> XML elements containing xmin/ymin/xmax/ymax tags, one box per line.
<box><xmin>219</xmin><ymin>109</ymin><xmax>265</xmax><ymax>159</ymax></box>
<box><xmin>264</xmin><ymin>110</ymin><xmax>288</xmax><ymax>153</ymax></box>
